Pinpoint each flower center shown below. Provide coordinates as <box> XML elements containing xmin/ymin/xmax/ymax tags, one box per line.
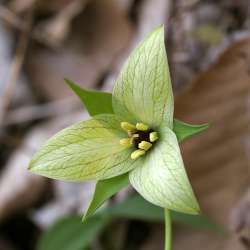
<box><xmin>132</xmin><ymin>130</ymin><xmax>153</xmax><ymax>148</ymax></box>
<box><xmin>119</xmin><ymin>122</ymin><xmax>159</xmax><ymax>160</ymax></box>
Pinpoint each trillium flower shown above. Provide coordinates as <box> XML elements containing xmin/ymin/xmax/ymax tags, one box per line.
<box><xmin>29</xmin><ymin>26</ymin><xmax>202</xmax><ymax>215</ymax></box>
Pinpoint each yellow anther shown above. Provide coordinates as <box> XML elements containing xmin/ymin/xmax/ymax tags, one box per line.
<box><xmin>138</xmin><ymin>141</ymin><xmax>152</xmax><ymax>151</ymax></box>
<box><xmin>136</xmin><ymin>122</ymin><xmax>149</xmax><ymax>131</ymax></box>
<box><xmin>119</xmin><ymin>138</ymin><xmax>133</xmax><ymax>147</ymax></box>
<box><xmin>149</xmin><ymin>132</ymin><xmax>158</xmax><ymax>142</ymax></box>
<box><xmin>121</xmin><ymin>122</ymin><xmax>136</xmax><ymax>132</ymax></box>
<box><xmin>131</xmin><ymin>149</ymin><xmax>145</xmax><ymax>160</ymax></box>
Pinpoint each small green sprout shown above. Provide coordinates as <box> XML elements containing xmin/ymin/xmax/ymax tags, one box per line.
<box><xmin>29</xmin><ymin>26</ymin><xmax>201</xmax><ymax>216</ymax></box>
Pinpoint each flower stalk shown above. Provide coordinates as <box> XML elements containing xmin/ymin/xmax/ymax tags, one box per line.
<box><xmin>164</xmin><ymin>209</ymin><xmax>172</xmax><ymax>250</ymax></box>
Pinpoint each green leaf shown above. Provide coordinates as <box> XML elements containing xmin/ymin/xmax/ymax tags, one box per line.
<box><xmin>83</xmin><ymin>173</ymin><xmax>129</xmax><ymax>221</ymax></box>
<box><xmin>110</xmin><ymin>195</ymin><xmax>223</xmax><ymax>232</ymax></box>
<box><xmin>171</xmin><ymin>210</ymin><xmax>224</xmax><ymax>232</ymax></box>
<box><xmin>107</xmin><ymin>195</ymin><xmax>223</xmax><ymax>232</ymax></box>
<box><xmin>37</xmin><ymin>195</ymin><xmax>222</xmax><ymax>250</ymax></box>
<box><xmin>174</xmin><ymin>119</ymin><xmax>210</xmax><ymax>142</ymax></box>
<box><xmin>65</xmin><ymin>79</ymin><xmax>113</xmax><ymax>116</ymax></box>
<box><xmin>106</xmin><ymin>194</ymin><xmax>162</xmax><ymax>221</ymax></box>
<box><xmin>112</xmin><ymin>26</ymin><xmax>174</xmax><ymax>129</ymax></box>
<box><xmin>37</xmin><ymin>215</ymin><xmax>108</xmax><ymax>250</ymax></box>
<box><xmin>129</xmin><ymin>125</ymin><xmax>200</xmax><ymax>215</ymax></box>
<box><xmin>29</xmin><ymin>114</ymin><xmax>141</xmax><ymax>181</ymax></box>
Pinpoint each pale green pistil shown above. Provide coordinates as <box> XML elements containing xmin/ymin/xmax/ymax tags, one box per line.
<box><xmin>119</xmin><ymin>121</ymin><xmax>159</xmax><ymax>159</ymax></box>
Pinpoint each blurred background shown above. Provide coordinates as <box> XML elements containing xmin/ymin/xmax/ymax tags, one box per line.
<box><xmin>0</xmin><ymin>0</ymin><xmax>250</xmax><ymax>249</ymax></box>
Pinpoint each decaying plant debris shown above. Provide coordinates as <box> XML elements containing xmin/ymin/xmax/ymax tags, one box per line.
<box><xmin>1</xmin><ymin>0</ymin><xmax>250</xmax><ymax>249</ymax></box>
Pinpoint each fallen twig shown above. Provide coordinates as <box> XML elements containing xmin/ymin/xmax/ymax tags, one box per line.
<box><xmin>0</xmin><ymin>7</ymin><xmax>33</xmax><ymax>125</ymax></box>
<box><xmin>2</xmin><ymin>97</ymin><xmax>78</xmax><ymax>127</ymax></box>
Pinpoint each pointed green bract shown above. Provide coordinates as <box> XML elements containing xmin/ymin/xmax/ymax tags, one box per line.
<box><xmin>83</xmin><ymin>173</ymin><xmax>129</xmax><ymax>221</ymax></box>
<box><xmin>65</xmin><ymin>79</ymin><xmax>113</xmax><ymax>116</ymax></box>
<box><xmin>113</xmin><ymin>26</ymin><xmax>174</xmax><ymax>128</ymax></box>
<box><xmin>29</xmin><ymin>114</ymin><xmax>140</xmax><ymax>181</ymax></box>
<box><xmin>129</xmin><ymin>125</ymin><xmax>200</xmax><ymax>214</ymax></box>
<box><xmin>174</xmin><ymin>119</ymin><xmax>210</xmax><ymax>142</ymax></box>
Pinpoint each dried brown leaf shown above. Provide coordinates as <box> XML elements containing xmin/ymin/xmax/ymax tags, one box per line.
<box><xmin>26</xmin><ymin>0</ymin><xmax>133</xmax><ymax>100</ymax></box>
<box><xmin>172</xmin><ymin>38</ymin><xmax>250</xmax><ymax>250</ymax></box>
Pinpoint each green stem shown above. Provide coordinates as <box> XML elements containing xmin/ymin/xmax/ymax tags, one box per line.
<box><xmin>164</xmin><ymin>209</ymin><xmax>172</xmax><ymax>250</ymax></box>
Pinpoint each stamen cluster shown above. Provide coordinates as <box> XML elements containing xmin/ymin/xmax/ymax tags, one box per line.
<box><xmin>119</xmin><ymin>122</ymin><xmax>159</xmax><ymax>160</ymax></box>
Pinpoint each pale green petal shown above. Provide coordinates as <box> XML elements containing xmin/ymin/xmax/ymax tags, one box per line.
<box><xmin>129</xmin><ymin>125</ymin><xmax>200</xmax><ymax>214</ymax></box>
<box><xmin>29</xmin><ymin>114</ymin><xmax>139</xmax><ymax>181</ymax></box>
<box><xmin>113</xmin><ymin>26</ymin><xmax>174</xmax><ymax>128</ymax></box>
